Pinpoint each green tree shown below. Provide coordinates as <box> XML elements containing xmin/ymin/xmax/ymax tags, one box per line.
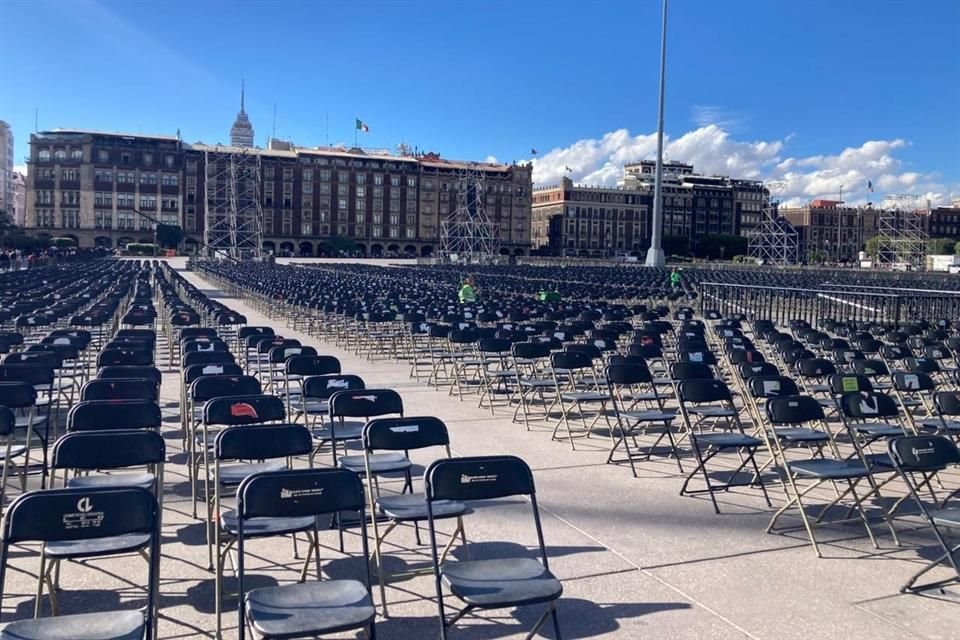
<box><xmin>662</xmin><ymin>235</ymin><xmax>690</xmax><ymax>256</ymax></box>
<box><xmin>155</xmin><ymin>224</ymin><xmax>184</xmax><ymax>249</ymax></box>
<box><xmin>928</xmin><ymin>237</ymin><xmax>956</xmax><ymax>255</ymax></box>
<box><xmin>695</xmin><ymin>234</ymin><xmax>748</xmax><ymax>260</ymax></box>
<box><xmin>865</xmin><ymin>235</ymin><xmax>880</xmax><ymax>258</ymax></box>
<box><xmin>51</xmin><ymin>237</ymin><xmax>76</xmax><ymax>248</ymax></box>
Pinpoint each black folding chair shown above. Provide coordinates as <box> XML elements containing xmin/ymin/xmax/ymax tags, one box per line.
<box><xmin>425</xmin><ymin>455</ymin><xmax>562</xmax><ymax>640</ymax></box>
<box><xmin>0</xmin><ymin>486</ymin><xmax>160</xmax><ymax>637</ymax></box>
<box><xmin>320</xmin><ymin>388</ymin><xmax>403</xmax><ymax>465</ymax></box>
<box><xmin>236</xmin><ymin>469</ymin><xmax>377</xmax><ymax>640</ymax></box>
<box><xmin>889</xmin><ymin>435</ymin><xmax>960</xmax><ymax>592</ymax></box>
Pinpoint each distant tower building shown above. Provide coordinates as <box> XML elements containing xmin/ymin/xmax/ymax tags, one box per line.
<box><xmin>0</xmin><ymin>121</ymin><xmax>13</xmax><ymax>217</ymax></box>
<box><xmin>229</xmin><ymin>81</ymin><xmax>255</xmax><ymax>147</ymax></box>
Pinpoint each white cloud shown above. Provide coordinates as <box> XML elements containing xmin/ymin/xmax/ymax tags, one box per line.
<box><xmin>529</xmin><ymin>125</ymin><xmax>958</xmax><ymax>208</ymax></box>
<box><xmin>13</xmin><ymin>165</ymin><xmax>26</xmax><ymax>175</ymax></box>
<box><xmin>484</xmin><ymin>155</ymin><xmax>498</xmax><ymax>163</ymax></box>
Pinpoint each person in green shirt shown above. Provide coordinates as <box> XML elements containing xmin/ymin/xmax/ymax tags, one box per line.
<box><xmin>670</xmin><ymin>267</ymin><xmax>682</xmax><ymax>291</ymax></box>
<box><xmin>458</xmin><ymin>275</ymin><xmax>477</xmax><ymax>303</ymax></box>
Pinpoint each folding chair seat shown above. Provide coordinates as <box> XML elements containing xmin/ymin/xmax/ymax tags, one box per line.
<box><xmin>605</xmin><ymin>363</ymin><xmax>680</xmax><ymax>476</ymax></box>
<box><xmin>235</xmin><ymin>469</ymin><xmax>377</xmax><ymax>640</ymax></box>
<box><xmin>0</xmin><ymin>486</ymin><xmax>160</xmax><ymax>639</ymax></box>
<box><xmin>318</xmin><ymin>389</ymin><xmax>404</xmax><ymax>465</ymax></box>
<box><xmin>213</xmin><ymin>423</ymin><xmax>315</xmax><ymax>635</ymax></box>
<box><xmin>677</xmin><ymin>378</ymin><xmax>771</xmax><ymax>513</ymax></box>
<box><xmin>887</xmin><ymin>435</ymin><xmax>960</xmax><ymax>592</ymax></box>
<box><xmin>425</xmin><ymin>455</ymin><xmax>562</xmax><ymax>640</ymax></box>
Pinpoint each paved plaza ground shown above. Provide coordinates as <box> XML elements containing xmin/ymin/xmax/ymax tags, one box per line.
<box><xmin>2</xmin><ymin>257</ymin><xmax>958</xmax><ymax>639</ymax></box>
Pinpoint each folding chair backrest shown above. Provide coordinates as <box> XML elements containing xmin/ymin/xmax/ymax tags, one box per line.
<box><xmin>748</xmin><ymin>375</ymin><xmax>800</xmax><ymax>398</ymax></box>
<box><xmin>889</xmin><ymin>435</ymin><xmax>960</xmax><ymax>472</ymax></box>
<box><xmin>238</xmin><ymin>468</ymin><xmax>364</xmax><ymax>519</ymax></box>
<box><xmin>934</xmin><ymin>390</ymin><xmax>960</xmax><ymax>416</ymax></box>
<box><xmin>852</xmin><ymin>359</ymin><xmax>889</xmax><ymax>378</ymax></box>
<box><xmin>363</xmin><ymin>416</ymin><xmax>450</xmax><ymax>452</ymax></box>
<box><xmin>182</xmin><ymin>351</ymin><xmax>236</xmax><ymax>368</ymax></box>
<box><xmin>828</xmin><ymin>373</ymin><xmax>874</xmax><ymax>395</ymax></box>
<box><xmin>678</xmin><ymin>379</ymin><xmax>732</xmax><ymax>403</ymax></box>
<box><xmin>184</xmin><ymin>363</ymin><xmax>244</xmax><ymax>386</ymax></box>
<box><xmin>679</xmin><ymin>350</ymin><xmax>717</xmax><ymax>366</ymax></box>
<box><xmin>216</xmin><ymin>423</ymin><xmax>312</xmax><ymax>461</ymax></box>
<box><xmin>0</xmin><ymin>407</ymin><xmax>12</xmax><ymax>438</ymax></box>
<box><xmin>670</xmin><ymin>361</ymin><xmax>714</xmax><ymax>381</ymax></box>
<box><xmin>766</xmin><ymin>395</ymin><xmax>825</xmax><ymax>424</ymax></box>
<box><xmin>204</xmin><ymin>394</ymin><xmax>285</xmax><ymax>425</ymax></box>
<box><xmin>607</xmin><ymin>354</ymin><xmax>648</xmax><ymax>367</ymax></box>
<box><xmin>2</xmin><ymin>485</ymin><xmax>158</xmax><ymax>544</ymax></box>
<box><xmin>738</xmin><ymin>362</ymin><xmax>780</xmax><ymax>380</ymax></box>
<box><xmin>52</xmin><ymin>429</ymin><xmax>165</xmax><ymax>470</ymax></box>
<box><xmin>892</xmin><ymin>371</ymin><xmax>936</xmax><ymax>392</ymax></box>
<box><xmin>728</xmin><ymin>349</ymin><xmax>765</xmax><ymax>365</ymax></box>
<box><xmin>81</xmin><ymin>378</ymin><xmax>158</xmax><ymax>402</ymax></box>
<box><xmin>302</xmin><ymin>374</ymin><xmax>365</xmax><ymax>400</ymax></box>
<box><xmin>329</xmin><ymin>389</ymin><xmax>403</xmax><ymax>419</ymax></box>
<box><xmin>906</xmin><ymin>357</ymin><xmax>941</xmax><ymax>375</ymax></box>
<box><xmin>239</xmin><ymin>326</ymin><xmax>274</xmax><ymax>342</ymax></box>
<box><xmin>838</xmin><ymin>391</ymin><xmax>900</xmax><ymax>419</ymax></box>
<box><xmin>269</xmin><ymin>344</ymin><xmax>317</xmax><ymax>364</ymax></box>
<box><xmin>97</xmin><ymin>347</ymin><xmax>154</xmax><ymax>367</ymax></box>
<box><xmin>511</xmin><ymin>342</ymin><xmax>551</xmax><ymax>360</ymax></box>
<box><xmin>426</xmin><ymin>455</ymin><xmax>535</xmax><ymax>503</ymax></box>
<box><xmin>605</xmin><ymin>362</ymin><xmax>653</xmax><ymax>386</ymax></box>
<box><xmin>67</xmin><ymin>400</ymin><xmax>161</xmax><ymax>431</ymax></box>
<box><xmin>285</xmin><ymin>355</ymin><xmax>342</xmax><ymax>377</ymax></box>
<box><xmin>191</xmin><ymin>374</ymin><xmax>261</xmax><ymax>401</ymax></box>
<box><xmin>0</xmin><ymin>381</ymin><xmax>37</xmax><ymax>409</ymax></box>
<box><xmin>550</xmin><ymin>351</ymin><xmax>593</xmax><ymax>371</ymax></box>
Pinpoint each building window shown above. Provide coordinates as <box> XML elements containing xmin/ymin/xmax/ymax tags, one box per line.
<box><xmin>372</xmin><ymin>225</ymin><xmax>382</xmax><ymax>237</ymax></box>
<box><xmin>140</xmin><ymin>194</ymin><xmax>157</xmax><ymax>210</ymax></box>
<box><xmin>356</xmin><ymin>174</ymin><xmax>366</xmax><ymax>185</ymax></box>
<box><xmin>283</xmin><ymin>167</ymin><xmax>293</xmax><ymax>180</ymax></box>
<box><xmin>303</xmin><ymin>169</ymin><xmax>313</xmax><ymax>181</ymax></box>
<box><xmin>95</xmin><ymin>169</ymin><xmax>113</xmax><ymax>183</ymax></box>
<box><xmin>338</xmin><ymin>198</ymin><xmax>347</xmax><ymax>210</ymax></box>
<box><xmin>301</xmin><ymin>221</ymin><xmax>313</xmax><ymax>235</ymax></box>
<box><xmin>356</xmin><ymin>212</ymin><xmax>365</xmax><ymax>224</ymax></box>
<box><xmin>303</xmin><ymin>182</ymin><xmax>313</xmax><ymax>194</ymax></box>
<box><xmin>165</xmin><ymin>155</ymin><xmax>175</xmax><ymax>168</ymax></box>
<box><xmin>61</xmin><ymin>209</ymin><xmax>80</xmax><ymax>228</ymax></box>
<box><xmin>70</xmin><ymin>149</ymin><xmax>82</xmax><ymax>161</ymax></box>
<box><xmin>405</xmin><ymin>228</ymin><xmax>416</xmax><ymax>239</ymax></box>
<box><xmin>143</xmin><ymin>153</ymin><xmax>153</xmax><ymax>165</ymax></box>
<box><xmin>162</xmin><ymin>196</ymin><xmax>178</xmax><ymax>210</ymax></box>
<box><xmin>264</xmin><ymin>165</ymin><xmax>275</xmax><ymax>179</ymax></box>
<box><xmin>319</xmin><ymin>183</ymin><xmax>331</xmax><ymax>194</ymax></box>
<box><xmin>320</xmin><ymin>170</ymin><xmax>331</xmax><ymax>181</ymax></box>
<box><xmin>38</xmin><ymin>150</ymin><xmax>51</xmax><ymax>162</ymax></box>
<box><xmin>356</xmin><ymin>186</ymin><xmax>365</xmax><ymax>197</ymax></box>
<box><xmin>338</xmin><ymin>171</ymin><xmax>349</xmax><ymax>183</ymax></box>
<box><xmin>94</xmin><ymin>211</ymin><xmax>112</xmax><ymax>230</ymax></box>
<box><xmin>117</xmin><ymin>193</ymin><xmax>135</xmax><ymax>208</ymax></box>
<box><xmin>407</xmin><ymin>176</ymin><xmax>416</xmax><ymax>188</ymax></box>
<box><xmin>337</xmin><ymin>184</ymin><xmax>348</xmax><ymax>196</ymax></box>
<box><xmin>161</xmin><ymin>174</ymin><xmax>178</xmax><ymax>187</ymax></box>
<box><xmin>94</xmin><ymin>192</ymin><xmax>112</xmax><ymax>207</ymax></box>
<box><xmin>355</xmin><ymin>198</ymin><xmax>365</xmax><ymax>211</ymax></box>
<box><xmin>374</xmin><ymin>174</ymin><xmax>383</xmax><ymax>185</ymax></box>
<box><xmin>54</xmin><ymin>150</ymin><xmax>67</xmax><ymax>160</ymax></box>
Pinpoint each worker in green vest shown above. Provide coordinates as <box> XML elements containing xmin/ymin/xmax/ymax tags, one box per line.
<box><xmin>458</xmin><ymin>275</ymin><xmax>477</xmax><ymax>304</ymax></box>
<box><xmin>670</xmin><ymin>267</ymin><xmax>682</xmax><ymax>291</ymax></box>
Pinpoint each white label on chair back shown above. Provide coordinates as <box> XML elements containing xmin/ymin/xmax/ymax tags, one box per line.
<box><xmin>326</xmin><ymin>379</ymin><xmax>350</xmax><ymax>389</ymax></box>
<box><xmin>198</xmin><ymin>344</ymin><xmax>214</xmax><ymax>352</ymax></box>
<box><xmin>63</xmin><ymin>496</ymin><xmax>104</xmax><ymax>530</ymax></box>
<box><xmin>285</xmin><ymin>348</ymin><xmax>302</xmax><ymax>357</ymax></box>
<box><xmin>503</xmin><ymin>324</ymin><xmax>513</xmax><ymax>331</ymax></box>
<box><xmin>53</xmin><ymin>338</ymin><xmax>71</xmax><ymax>345</ymax></box>
<box><xmin>460</xmin><ymin>473</ymin><xmax>498</xmax><ymax>484</ymax></box>
<box><xmin>389</xmin><ymin>424</ymin><xmax>420</xmax><ymax>433</ymax></box>
<box><xmin>689</xmin><ymin>352</ymin><xmax>703</xmax><ymax>362</ymax></box>
<box><xmin>464</xmin><ymin>313</ymin><xmax>473</xmax><ymax>320</ymax></box>
<box><xmin>202</xmin><ymin>365</ymin><xmax>224</xmax><ymax>375</ymax></box>
<box><xmin>594</xmin><ymin>340</ymin><xmax>606</xmax><ymax>349</ymax></box>
<box><xmin>458</xmin><ymin>323</ymin><xmax>470</xmax><ymax>330</ymax></box>
<box><xmin>352</xmin><ymin>395</ymin><xmax>377</xmax><ymax>402</ymax></box>
<box><xmin>858</xmin><ymin>395</ymin><xmax>879</xmax><ymax>414</ymax></box>
<box><xmin>722</xmin><ymin>330</ymin><xmax>733</xmax><ymax>337</ymax></box>
<box><xmin>554</xmin><ymin>332</ymin><xmax>566</xmax><ymax>340</ymax></box>
<box><xmin>419</xmin><ymin>323</ymin><xmax>430</xmax><ymax>332</ymax></box>
<box><xmin>762</xmin><ymin>380</ymin><xmax>781</xmax><ymax>394</ymax></box>
<box><xmin>904</xmin><ymin>374</ymin><xmax>920</xmax><ymax>390</ymax></box>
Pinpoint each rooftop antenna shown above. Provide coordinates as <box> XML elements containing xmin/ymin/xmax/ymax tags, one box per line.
<box><xmin>271</xmin><ymin>103</ymin><xmax>277</xmax><ymax>141</ymax></box>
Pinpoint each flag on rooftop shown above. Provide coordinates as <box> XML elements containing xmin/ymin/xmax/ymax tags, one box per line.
<box><xmin>867</xmin><ymin>180</ymin><xmax>874</xmax><ymax>192</ymax></box>
<box><xmin>355</xmin><ymin>118</ymin><xmax>369</xmax><ymax>133</ymax></box>
<box><xmin>530</xmin><ymin>148</ymin><xmax>538</xmax><ymax>155</ymax></box>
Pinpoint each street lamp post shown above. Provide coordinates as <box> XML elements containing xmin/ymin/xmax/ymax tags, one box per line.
<box><xmin>645</xmin><ymin>0</ymin><xmax>669</xmax><ymax>268</ymax></box>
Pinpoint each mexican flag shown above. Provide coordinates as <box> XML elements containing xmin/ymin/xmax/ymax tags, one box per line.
<box><xmin>355</xmin><ymin>118</ymin><xmax>369</xmax><ymax>133</ymax></box>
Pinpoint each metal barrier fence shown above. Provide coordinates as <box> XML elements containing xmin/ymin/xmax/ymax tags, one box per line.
<box><xmin>699</xmin><ymin>282</ymin><xmax>960</xmax><ymax>326</ymax></box>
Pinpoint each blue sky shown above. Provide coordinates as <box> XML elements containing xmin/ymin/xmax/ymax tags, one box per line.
<box><xmin>2</xmin><ymin>0</ymin><xmax>958</xmax><ymax>205</ymax></box>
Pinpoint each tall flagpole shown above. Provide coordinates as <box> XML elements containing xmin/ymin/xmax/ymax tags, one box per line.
<box><xmin>645</xmin><ymin>0</ymin><xmax>668</xmax><ymax>268</ymax></box>
<box><xmin>354</xmin><ymin>118</ymin><xmax>358</xmax><ymax>148</ymax></box>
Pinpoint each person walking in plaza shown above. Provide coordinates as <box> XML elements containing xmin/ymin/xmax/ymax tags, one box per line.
<box><xmin>458</xmin><ymin>275</ymin><xmax>477</xmax><ymax>304</ymax></box>
<box><xmin>670</xmin><ymin>267</ymin><xmax>682</xmax><ymax>291</ymax></box>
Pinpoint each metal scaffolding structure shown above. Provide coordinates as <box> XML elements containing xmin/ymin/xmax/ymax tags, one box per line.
<box><xmin>748</xmin><ymin>181</ymin><xmax>798</xmax><ymax>265</ymax></box>
<box><xmin>203</xmin><ymin>147</ymin><xmax>264</xmax><ymax>259</ymax></box>
<box><xmin>439</xmin><ymin>166</ymin><xmax>500</xmax><ymax>263</ymax></box>
<box><xmin>876</xmin><ymin>194</ymin><xmax>928</xmax><ymax>270</ymax></box>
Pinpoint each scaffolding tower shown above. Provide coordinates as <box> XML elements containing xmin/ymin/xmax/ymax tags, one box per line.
<box><xmin>439</xmin><ymin>166</ymin><xmax>500</xmax><ymax>263</ymax></box>
<box><xmin>875</xmin><ymin>194</ymin><xmax>928</xmax><ymax>270</ymax></box>
<box><xmin>203</xmin><ymin>147</ymin><xmax>264</xmax><ymax>259</ymax></box>
<box><xmin>748</xmin><ymin>181</ymin><xmax>798</xmax><ymax>265</ymax></box>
